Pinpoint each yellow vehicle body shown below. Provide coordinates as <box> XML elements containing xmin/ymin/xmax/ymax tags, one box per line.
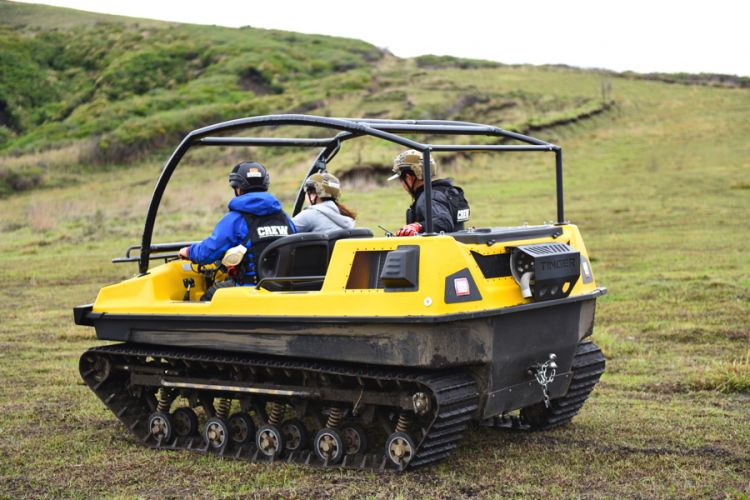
<box><xmin>93</xmin><ymin>225</ymin><xmax>598</xmax><ymax>317</ymax></box>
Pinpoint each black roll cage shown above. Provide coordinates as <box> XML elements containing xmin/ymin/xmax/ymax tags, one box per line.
<box><xmin>138</xmin><ymin>114</ymin><xmax>563</xmax><ymax>275</ymax></box>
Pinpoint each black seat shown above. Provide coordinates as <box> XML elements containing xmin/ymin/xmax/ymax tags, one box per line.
<box><xmin>326</xmin><ymin>228</ymin><xmax>373</xmax><ymax>260</ymax></box>
<box><xmin>256</xmin><ymin>233</ymin><xmax>330</xmax><ymax>291</ymax></box>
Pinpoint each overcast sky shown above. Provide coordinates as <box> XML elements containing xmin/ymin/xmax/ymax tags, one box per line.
<box><xmin>14</xmin><ymin>0</ymin><xmax>750</xmax><ymax>76</ymax></box>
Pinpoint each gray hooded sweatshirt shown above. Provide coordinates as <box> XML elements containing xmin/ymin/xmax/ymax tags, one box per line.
<box><xmin>292</xmin><ymin>200</ymin><xmax>355</xmax><ymax>233</ymax></box>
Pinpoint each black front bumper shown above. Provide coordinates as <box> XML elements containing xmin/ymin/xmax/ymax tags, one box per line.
<box><xmin>73</xmin><ymin>304</ymin><xmax>100</xmax><ymax>327</ymax></box>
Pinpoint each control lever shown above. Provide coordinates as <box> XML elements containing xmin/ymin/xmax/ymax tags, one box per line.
<box><xmin>182</xmin><ymin>278</ymin><xmax>195</xmax><ymax>301</ymax></box>
<box><xmin>378</xmin><ymin>225</ymin><xmax>393</xmax><ymax>237</ymax></box>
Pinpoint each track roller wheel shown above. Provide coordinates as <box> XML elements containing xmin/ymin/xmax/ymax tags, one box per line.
<box><xmin>281</xmin><ymin>419</ymin><xmax>308</xmax><ymax>451</ymax></box>
<box><xmin>90</xmin><ymin>355</ymin><xmax>111</xmax><ymax>383</ymax></box>
<box><xmin>171</xmin><ymin>407</ymin><xmax>199</xmax><ymax>437</ymax></box>
<box><xmin>228</xmin><ymin>413</ymin><xmax>255</xmax><ymax>445</ymax></box>
<box><xmin>385</xmin><ymin>432</ymin><xmax>415</xmax><ymax>470</ymax></box>
<box><xmin>314</xmin><ymin>428</ymin><xmax>344</xmax><ymax>464</ymax></box>
<box><xmin>341</xmin><ymin>424</ymin><xmax>367</xmax><ymax>455</ymax></box>
<box><xmin>204</xmin><ymin>417</ymin><xmax>230</xmax><ymax>450</ymax></box>
<box><xmin>148</xmin><ymin>412</ymin><xmax>173</xmax><ymax>443</ymax></box>
<box><xmin>256</xmin><ymin>424</ymin><xmax>285</xmax><ymax>458</ymax></box>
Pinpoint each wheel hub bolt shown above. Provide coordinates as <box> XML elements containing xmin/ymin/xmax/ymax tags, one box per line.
<box><xmin>412</xmin><ymin>392</ymin><xmax>430</xmax><ymax>415</ymax></box>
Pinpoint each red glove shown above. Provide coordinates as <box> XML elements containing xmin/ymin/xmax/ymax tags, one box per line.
<box><xmin>396</xmin><ymin>222</ymin><xmax>422</xmax><ymax>237</ymax></box>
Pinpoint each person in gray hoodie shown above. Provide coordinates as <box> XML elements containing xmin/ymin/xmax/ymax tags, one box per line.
<box><xmin>293</xmin><ymin>172</ymin><xmax>357</xmax><ymax>232</ymax></box>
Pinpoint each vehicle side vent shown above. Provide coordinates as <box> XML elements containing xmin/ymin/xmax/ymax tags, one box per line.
<box><xmin>519</xmin><ymin>243</ymin><xmax>571</xmax><ymax>255</ymax></box>
<box><xmin>510</xmin><ymin>243</ymin><xmax>580</xmax><ymax>301</ymax></box>
<box><xmin>380</xmin><ymin>245</ymin><xmax>419</xmax><ymax>292</ymax></box>
<box><xmin>471</xmin><ymin>251</ymin><xmax>512</xmax><ymax>279</ymax></box>
<box><xmin>346</xmin><ymin>251</ymin><xmax>388</xmax><ymax>289</ymax></box>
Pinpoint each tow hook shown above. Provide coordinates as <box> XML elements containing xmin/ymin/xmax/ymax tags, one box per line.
<box><xmin>529</xmin><ymin>353</ymin><xmax>557</xmax><ymax>408</ymax></box>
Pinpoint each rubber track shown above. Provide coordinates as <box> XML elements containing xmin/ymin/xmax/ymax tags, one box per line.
<box><xmin>79</xmin><ymin>343</ymin><xmax>479</xmax><ymax>471</ymax></box>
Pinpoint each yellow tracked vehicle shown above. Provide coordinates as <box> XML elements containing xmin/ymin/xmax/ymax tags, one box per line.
<box><xmin>74</xmin><ymin>115</ymin><xmax>606</xmax><ymax>470</ymax></box>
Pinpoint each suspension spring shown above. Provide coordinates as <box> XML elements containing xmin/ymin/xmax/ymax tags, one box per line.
<box><xmin>216</xmin><ymin>398</ymin><xmax>231</xmax><ymax>419</ymax></box>
<box><xmin>395</xmin><ymin>413</ymin><xmax>413</xmax><ymax>433</ymax></box>
<box><xmin>326</xmin><ymin>407</ymin><xmax>345</xmax><ymax>428</ymax></box>
<box><xmin>268</xmin><ymin>402</ymin><xmax>285</xmax><ymax>426</ymax></box>
<box><xmin>156</xmin><ymin>388</ymin><xmax>174</xmax><ymax>414</ymax></box>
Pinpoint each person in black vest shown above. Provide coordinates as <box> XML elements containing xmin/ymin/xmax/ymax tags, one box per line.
<box><xmin>388</xmin><ymin>149</ymin><xmax>470</xmax><ymax>236</ymax></box>
<box><xmin>178</xmin><ymin>161</ymin><xmax>296</xmax><ymax>300</ymax></box>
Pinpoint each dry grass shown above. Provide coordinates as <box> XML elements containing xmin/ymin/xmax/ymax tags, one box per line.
<box><xmin>690</xmin><ymin>351</ymin><xmax>750</xmax><ymax>393</ymax></box>
<box><xmin>0</xmin><ymin>140</ymin><xmax>98</xmax><ymax>172</ymax></box>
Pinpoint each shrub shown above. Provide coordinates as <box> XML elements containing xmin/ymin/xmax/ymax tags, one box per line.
<box><xmin>415</xmin><ymin>54</ymin><xmax>501</xmax><ymax>70</ymax></box>
<box><xmin>95</xmin><ymin>44</ymin><xmax>206</xmax><ymax>99</ymax></box>
<box><xmin>0</xmin><ymin>165</ymin><xmax>43</xmax><ymax>196</ymax></box>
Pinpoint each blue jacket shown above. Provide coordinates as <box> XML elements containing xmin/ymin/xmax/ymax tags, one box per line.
<box><xmin>188</xmin><ymin>192</ymin><xmax>296</xmax><ymax>283</ymax></box>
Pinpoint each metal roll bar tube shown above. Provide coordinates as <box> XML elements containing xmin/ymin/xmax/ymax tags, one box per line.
<box><xmin>137</xmin><ymin>115</ymin><xmax>565</xmax><ymax>275</ymax></box>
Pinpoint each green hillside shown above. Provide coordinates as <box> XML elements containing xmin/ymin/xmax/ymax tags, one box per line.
<box><xmin>0</xmin><ymin>0</ymin><xmax>615</xmax><ymax>196</ymax></box>
<box><xmin>0</xmin><ymin>1</ymin><xmax>748</xmax><ymax>497</ymax></box>
<box><xmin>0</xmin><ymin>0</ymin><xmax>385</xmax><ymax>192</ymax></box>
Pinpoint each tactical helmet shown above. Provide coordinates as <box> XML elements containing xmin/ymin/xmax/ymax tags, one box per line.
<box><xmin>304</xmin><ymin>172</ymin><xmax>342</xmax><ymax>200</ymax></box>
<box><xmin>229</xmin><ymin>161</ymin><xmax>270</xmax><ymax>192</ymax></box>
<box><xmin>388</xmin><ymin>149</ymin><xmax>437</xmax><ymax>181</ymax></box>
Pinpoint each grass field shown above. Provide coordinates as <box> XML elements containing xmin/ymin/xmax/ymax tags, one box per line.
<box><xmin>1</xmin><ymin>9</ymin><xmax>749</xmax><ymax>497</ymax></box>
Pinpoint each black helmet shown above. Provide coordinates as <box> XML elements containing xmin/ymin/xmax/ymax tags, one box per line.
<box><xmin>229</xmin><ymin>161</ymin><xmax>270</xmax><ymax>192</ymax></box>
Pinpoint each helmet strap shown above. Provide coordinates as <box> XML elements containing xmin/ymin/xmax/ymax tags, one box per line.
<box><xmin>403</xmin><ymin>173</ymin><xmax>418</xmax><ymax>198</ymax></box>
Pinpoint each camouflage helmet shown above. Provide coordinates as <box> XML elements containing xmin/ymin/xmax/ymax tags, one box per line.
<box><xmin>388</xmin><ymin>149</ymin><xmax>437</xmax><ymax>181</ymax></box>
<box><xmin>304</xmin><ymin>172</ymin><xmax>342</xmax><ymax>200</ymax></box>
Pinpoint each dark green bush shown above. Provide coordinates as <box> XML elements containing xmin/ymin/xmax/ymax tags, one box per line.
<box><xmin>95</xmin><ymin>44</ymin><xmax>207</xmax><ymax>99</ymax></box>
<box><xmin>415</xmin><ymin>54</ymin><xmax>501</xmax><ymax>70</ymax></box>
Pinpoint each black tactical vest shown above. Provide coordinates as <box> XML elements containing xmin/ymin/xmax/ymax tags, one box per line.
<box><xmin>237</xmin><ymin>212</ymin><xmax>295</xmax><ymax>284</ymax></box>
<box><xmin>406</xmin><ymin>181</ymin><xmax>470</xmax><ymax>231</ymax></box>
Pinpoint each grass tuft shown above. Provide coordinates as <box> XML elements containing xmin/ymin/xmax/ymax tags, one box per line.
<box><xmin>689</xmin><ymin>351</ymin><xmax>750</xmax><ymax>394</ymax></box>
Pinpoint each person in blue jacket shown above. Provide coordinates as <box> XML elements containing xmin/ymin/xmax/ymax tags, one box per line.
<box><xmin>178</xmin><ymin>161</ymin><xmax>296</xmax><ymax>300</ymax></box>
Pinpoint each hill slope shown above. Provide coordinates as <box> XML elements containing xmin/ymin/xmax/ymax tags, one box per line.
<box><xmin>0</xmin><ymin>0</ymin><xmax>612</xmax><ymax>195</ymax></box>
<box><xmin>0</xmin><ymin>3</ymin><xmax>379</xmax><ymax>139</ymax></box>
